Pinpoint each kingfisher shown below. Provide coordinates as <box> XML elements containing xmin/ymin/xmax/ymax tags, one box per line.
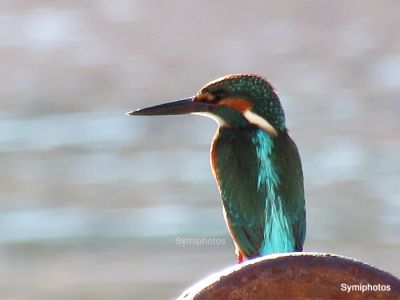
<box><xmin>126</xmin><ymin>74</ymin><xmax>306</xmax><ymax>263</ymax></box>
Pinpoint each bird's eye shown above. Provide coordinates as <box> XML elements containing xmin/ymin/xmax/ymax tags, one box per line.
<box><xmin>213</xmin><ymin>90</ymin><xmax>227</xmax><ymax>101</ymax></box>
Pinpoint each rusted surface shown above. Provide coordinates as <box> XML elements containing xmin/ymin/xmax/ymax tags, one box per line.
<box><xmin>178</xmin><ymin>252</ymin><xmax>400</xmax><ymax>300</ymax></box>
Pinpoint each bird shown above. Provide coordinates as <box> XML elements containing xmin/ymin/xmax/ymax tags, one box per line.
<box><xmin>126</xmin><ymin>74</ymin><xmax>306</xmax><ymax>263</ymax></box>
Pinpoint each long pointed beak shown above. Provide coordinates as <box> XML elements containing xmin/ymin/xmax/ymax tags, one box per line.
<box><xmin>126</xmin><ymin>98</ymin><xmax>211</xmax><ymax>116</ymax></box>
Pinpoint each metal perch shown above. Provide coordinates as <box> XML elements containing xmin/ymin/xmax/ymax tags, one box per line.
<box><xmin>177</xmin><ymin>252</ymin><xmax>400</xmax><ymax>300</ymax></box>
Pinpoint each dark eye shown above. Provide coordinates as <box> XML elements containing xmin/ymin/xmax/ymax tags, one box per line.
<box><xmin>213</xmin><ymin>90</ymin><xmax>227</xmax><ymax>101</ymax></box>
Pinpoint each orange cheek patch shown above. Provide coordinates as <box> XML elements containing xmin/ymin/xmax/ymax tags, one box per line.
<box><xmin>219</xmin><ymin>98</ymin><xmax>253</xmax><ymax>113</ymax></box>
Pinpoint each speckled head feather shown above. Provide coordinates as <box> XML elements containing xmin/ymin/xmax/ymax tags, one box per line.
<box><xmin>194</xmin><ymin>74</ymin><xmax>286</xmax><ymax>133</ymax></box>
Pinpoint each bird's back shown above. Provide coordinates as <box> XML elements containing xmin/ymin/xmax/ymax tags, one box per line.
<box><xmin>211</xmin><ymin>126</ymin><xmax>305</xmax><ymax>258</ymax></box>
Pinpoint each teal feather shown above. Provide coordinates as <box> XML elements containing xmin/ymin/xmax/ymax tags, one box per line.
<box><xmin>212</xmin><ymin>127</ymin><xmax>305</xmax><ymax>257</ymax></box>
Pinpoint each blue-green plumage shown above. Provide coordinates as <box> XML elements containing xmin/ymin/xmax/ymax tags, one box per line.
<box><xmin>127</xmin><ymin>74</ymin><xmax>306</xmax><ymax>262</ymax></box>
<box><xmin>212</xmin><ymin>127</ymin><xmax>305</xmax><ymax>258</ymax></box>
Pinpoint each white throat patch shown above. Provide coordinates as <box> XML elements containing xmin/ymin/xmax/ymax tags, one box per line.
<box><xmin>191</xmin><ymin>112</ymin><xmax>227</xmax><ymax>127</ymax></box>
<box><xmin>243</xmin><ymin>110</ymin><xmax>277</xmax><ymax>136</ymax></box>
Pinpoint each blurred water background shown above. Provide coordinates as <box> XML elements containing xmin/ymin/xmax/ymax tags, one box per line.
<box><xmin>0</xmin><ymin>1</ymin><xmax>399</xmax><ymax>299</ymax></box>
